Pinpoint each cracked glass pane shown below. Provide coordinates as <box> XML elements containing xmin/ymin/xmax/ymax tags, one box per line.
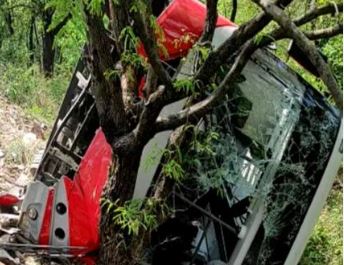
<box><xmin>156</xmin><ymin>50</ymin><xmax>340</xmax><ymax>265</ymax></box>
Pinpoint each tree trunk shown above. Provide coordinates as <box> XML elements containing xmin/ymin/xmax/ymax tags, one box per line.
<box><xmin>5</xmin><ymin>11</ymin><xmax>14</xmax><ymax>35</ymax></box>
<box><xmin>98</xmin><ymin>150</ymin><xmax>144</xmax><ymax>265</ymax></box>
<box><xmin>42</xmin><ymin>32</ymin><xmax>55</xmax><ymax>77</ymax></box>
<box><xmin>41</xmin><ymin>8</ymin><xmax>55</xmax><ymax>77</ymax></box>
<box><xmin>28</xmin><ymin>16</ymin><xmax>35</xmax><ymax>64</ymax></box>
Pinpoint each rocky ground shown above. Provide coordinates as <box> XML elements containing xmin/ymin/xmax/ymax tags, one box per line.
<box><xmin>0</xmin><ymin>96</ymin><xmax>48</xmax><ymax>265</ymax></box>
<box><xmin>0</xmin><ymin>96</ymin><xmax>47</xmax><ymax>194</ymax></box>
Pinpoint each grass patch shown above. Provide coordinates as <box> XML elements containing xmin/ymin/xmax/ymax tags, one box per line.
<box><xmin>4</xmin><ymin>138</ymin><xmax>35</xmax><ymax>166</ymax></box>
<box><xmin>300</xmin><ymin>182</ymin><xmax>343</xmax><ymax>265</ymax></box>
<box><xmin>0</xmin><ymin>63</ymin><xmax>70</xmax><ymax>123</ymax></box>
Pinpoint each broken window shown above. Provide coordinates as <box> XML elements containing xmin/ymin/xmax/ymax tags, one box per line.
<box><xmin>149</xmin><ymin>50</ymin><xmax>340</xmax><ymax>265</ymax></box>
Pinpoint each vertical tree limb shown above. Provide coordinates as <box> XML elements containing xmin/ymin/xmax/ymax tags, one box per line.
<box><xmin>200</xmin><ymin>0</ymin><xmax>219</xmax><ymax>43</ymax></box>
<box><xmin>230</xmin><ymin>0</ymin><xmax>238</xmax><ymax>22</ymax></box>
<box><xmin>128</xmin><ymin>0</ymin><xmax>173</xmax><ymax>90</ymax></box>
<box><xmin>85</xmin><ymin>12</ymin><xmax>128</xmax><ymax>143</ymax></box>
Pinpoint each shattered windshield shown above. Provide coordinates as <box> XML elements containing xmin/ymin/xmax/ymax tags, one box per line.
<box><xmin>157</xmin><ymin>50</ymin><xmax>340</xmax><ymax>265</ymax></box>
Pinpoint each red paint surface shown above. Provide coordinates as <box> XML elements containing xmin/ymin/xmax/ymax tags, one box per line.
<box><xmin>78</xmin><ymin>256</ymin><xmax>97</xmax><ymax>265</ymax></box>
<box><xmin>137</xmin><ymin>0</ymin><xmax>234</xmax><ymax>60</ymax></box>
<box><xmin>0</xmin><ymin>194</ymin><xmax>20</xmax><ymax>207</ymax></box>
<box><xmin>38</xmin><ymin>189</ymin><xmax>54</xmax><ymax>245</ymax></box>
<box><xmin>66</xmin><ymin>129</ymin><xmax>112</xmax><ymax>252</ymax></box>
<box><xmin>137</xmin><ymin>0</ymin><xmax>235</xmax><ymax>96</ymax></box>
<box><xmin>38</xmin><ymin>130</ymin><xmax>111</xmax><ymax>254</ymax></box>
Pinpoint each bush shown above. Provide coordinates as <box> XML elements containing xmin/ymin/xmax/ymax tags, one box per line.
<box><xmin>0</xmin><ymin>63</ymin><xmax>70</xmax><ymax>122</ymax></box>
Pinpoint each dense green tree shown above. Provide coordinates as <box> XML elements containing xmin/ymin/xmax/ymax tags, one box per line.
<box><xmin>0</xmin><ymin>0</ymin><xmax>74</xmax><ymax>76</ymax></box>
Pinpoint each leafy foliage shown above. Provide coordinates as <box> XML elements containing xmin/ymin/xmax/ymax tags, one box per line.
<box><xmin>162</xmin><ymin>149</ymin><xmax>185</xmax><ymax>182</ymax></box>
<box><xmin>173</xmin><ymin>79</ymin><xmax>196</xmax><ymax>94</ymax></box>
<box><xmin>0</xmin><ymin>64</ymin><xmax>70</xmax><ymax>122</ymax></box>
<box><xmin>102</xmin><ymin>198</ymin><xmax>168</xmax><ymax>236</ymax></box>
<box><xmin>162</xmin><ymin>127</ymin><xmax>219</xmax><ymax>185</ymax></box>
<box><xmin>0</xmin><ymin>0</ymin><xmax>84</xmax><ymax>121</ymax></box>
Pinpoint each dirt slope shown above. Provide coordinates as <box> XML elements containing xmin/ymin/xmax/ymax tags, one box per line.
<box><xmin>0</xmin><ymin>96</ymin><xmax>48</xmax><ymax>193</ymax></box>
<box><xmin>0</xmin><ymin>96</ymin><xmax>49</xmax><ymax>265</ymax></box>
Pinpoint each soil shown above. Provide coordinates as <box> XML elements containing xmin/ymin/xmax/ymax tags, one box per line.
<box><xmin>0</xmin><ymin>96</ymin><xmax>49</xmax><ymax>265</ymax></box>
<box><xmin>0</xmin><ymin>96</ymin><xmax>48</xmax><ymax>193</ymax></box>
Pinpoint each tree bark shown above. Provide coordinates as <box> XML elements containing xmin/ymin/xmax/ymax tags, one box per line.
<box><xmin>42</xmin><ymin>32</ymin><xmax>55</xmax><ymax>77</ymax></box>
<box><xmin>41</xmin><ymin>8</ymin><xmax>55</xmax><ymax>77</ymax></box>
<box><xmin>85</xmin><ymin>5</ymin><xmax>152</xmax><ymax>264</ymax></box>
<box><xmin>28</xmin><ymin>16</ymin><xmax>35</xmax><ymax>63</ymax></box>
<box><xmin>98</xmin><ymin>151</ymin><xmax>144</xmax><ymax>265</ymax></box>
<box><xmin>41</xmin><ymin>8</ymin><xmax>71</xmax><ymax>77</ymax></box>
<box><xmin>4</xmin><ymin>11</ymin><xmax>14</xmax><ymax>35</ymax></box>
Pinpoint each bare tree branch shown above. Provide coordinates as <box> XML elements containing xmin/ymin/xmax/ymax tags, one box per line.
<box><xmin>142</xmin><ymin>0</ymin><xmax>292</xmax><ymax>134</ymax></box>
<box><xmin>294</xmin><ymin>2</ymin><xmax>343</xmax><ymax>26</ymax></box>
<box><xmin>252</xmin><ymin>0</ymin><xmax>343</xmax><ymax>109</ymax></box>
<box><xmin>116</xmin><ymin>85</ymin><xmax>167</xmax><ymax>154</ymax></box>
<box><xmin>142</xmin><ymin>66</ymin><xmax>159</xmax><ymax>98</ymax></box>
<box><xmin>155</xmin><ymin>41</ymin><xmax>257</xmax><ymax>132</ymax></box>
<box><xmin>200</xmin><ymin>0</ymin><xmax>219</xmax><ymax>43</ymax></box>
<box><xmin>255</xmin><ymin>2</ymin><xmax>343</xmax><ymax>47</ymax></box>
<box><xmin>119</xmin><ymin>1</ymin><xmax>182</xmax><ymax>149</ymax></box>
<box><xmin>305</xmin><ymin>23</ymin><xmax>343</xmax><ymax>40</ymax></box>
<box><xmin>107</xmin><ymin>0</ymin><xmax>131</xmax><ymax>54</ymax></box>
<box><xmin>132</xmin><ymin>0</ymin><xmax>292</xmax><ymax>134</ymax></box>
<box><xmin>257</xmin><ymin>23</ymin><xmax>342</xmax><ymax>48</ymax></box>
<box><xmin>50</xmin><ymin>13</ymin><xmax>71</xmax><ymax>36</ymax></box>
<box><xmin>195</xmin><ymin>0</ymin><xmax>293</xmax><ymax>86</ymax></box>
<box><xmin>129</xmin><ymin>2</ymin><xmax>173</xmax><ymax>90</ymax></box>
